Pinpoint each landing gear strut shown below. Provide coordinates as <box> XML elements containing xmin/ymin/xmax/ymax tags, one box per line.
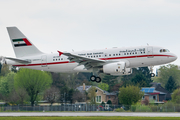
<box><xmin>90</xmin><ymin>75</ymin><xmax>101</xmax><ymax>83</ymax></box>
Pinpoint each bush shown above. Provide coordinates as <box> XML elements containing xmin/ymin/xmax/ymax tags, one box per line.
<box><xmin>135</xmin><ymin>105</ymin><xmax>152</xmax><ymax>112</ymax></box>
<box><xmin>131</xmin><ymin>105</ymin><xmax>136</xmax><ymax>112</ymax></box>
<box><xmin>115</xmin><ymin>108</ymin><xmax>125</xmax><ymax>112</ymax></box>
<box><xmin>162</xmin><ymin>102</ymin><xmax>174</xmax><ymax>112</ymax></box>
<box><xmin>107</xmin><ymin>100</ymin><xmax>112</xmax><ymax>105</ymax></box>
<box><xmin>175</xmin><ymin>104</ymin><xmax>180</xmax><ymax>112</ymax></box>
<box><xmin>172</xmin><ymin>88</ymin><xmax>180</xmax><ymax>104</ymax></box>
<box><xmin>150</xmin><ymin>105</ymin><xmax>158</xmax><ymax>112</ymax></box>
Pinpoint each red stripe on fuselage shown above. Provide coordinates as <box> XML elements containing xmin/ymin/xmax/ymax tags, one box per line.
<box><xmin>99</xmin><ymin>54</ymin><xmax>174</xmax><ymax>60</ymax></box>
<box><xmin>14</xmin><ymin>61</ymin><xmax>75</xmax><ymax>67</ymax></box>
<box><xmin>13</xmin><ymin>54</ymin><xmax>174</xmax><ymax>67</ymax></box>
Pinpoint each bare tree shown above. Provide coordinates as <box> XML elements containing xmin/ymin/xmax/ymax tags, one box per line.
<box><xmin>44</xmin><ymin>86</ymin><xmax>60</xmax><ymax>106</ymax></box>
<box><xmin>72</xmin><ymin>90</ymin><xmax>84</xmax><ymax>103</ymax></box>
<box><xmin>8</xmin><ymin>91</ymin><xmax>20</xmax><ymax>104</ymax></box>
<box><xmin>16</xmin><ymin>88</ymin><xmax>29</xmax><ymax>105</ymax></box>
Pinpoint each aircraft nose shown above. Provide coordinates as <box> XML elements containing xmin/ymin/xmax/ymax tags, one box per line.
<box><xmin>172</xmin><ymin>54</ymin><xmax>178</xmax><ymax>61</ymax></box>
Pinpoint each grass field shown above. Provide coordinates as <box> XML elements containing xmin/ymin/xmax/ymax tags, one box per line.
<box><xmin>0</xmin><ymin>117</ymin><xmax>179</xmax><ymax>120</ymax></box>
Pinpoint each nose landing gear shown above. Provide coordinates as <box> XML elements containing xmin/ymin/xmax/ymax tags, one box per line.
<box><xmin>90</xmin><ymin>75</ymin><xmax>101</xmax><ymax>83</ymax></box>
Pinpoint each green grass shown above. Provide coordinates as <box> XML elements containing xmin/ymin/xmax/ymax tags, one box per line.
<box><xmin>0</xmin><ymin>117</ymin><xmax>180</xmax><ymax>120</ymax></box>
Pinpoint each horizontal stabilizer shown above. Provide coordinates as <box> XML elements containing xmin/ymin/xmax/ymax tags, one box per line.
<box><xmin>5</xmin><ymin>57</ymin><xmax>31</xmax><ymax>64</ymax></box>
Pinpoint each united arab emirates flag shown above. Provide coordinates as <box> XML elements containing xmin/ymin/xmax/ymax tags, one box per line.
<box><xmin>12</xmin><ymin>38</ymin><xmax>32</xmax><ymax>47</ymax></box>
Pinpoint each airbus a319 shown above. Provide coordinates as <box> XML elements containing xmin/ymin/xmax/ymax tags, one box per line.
<box><xmin>1</xmin><ymin>27</ymin><xmax>177</xmax><ymax>83</ymax></box>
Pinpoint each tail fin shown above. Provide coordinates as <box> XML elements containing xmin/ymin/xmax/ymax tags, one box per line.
<box><xmin>7</xmin><ymin>27</ymin><xmax>43</xmax><ymax>58</ymax></box>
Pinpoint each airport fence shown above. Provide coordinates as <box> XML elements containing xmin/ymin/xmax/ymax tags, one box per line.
<box><xmin>1</xmin><ymin>104</ymin><xmax>180</xmax><ymax>112</ymax></box>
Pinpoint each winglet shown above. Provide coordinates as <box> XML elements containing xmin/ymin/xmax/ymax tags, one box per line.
<box><xmin>57</xmin><ymin>51</ymin><xmax>63</xmax><ymax>56</ymax></box>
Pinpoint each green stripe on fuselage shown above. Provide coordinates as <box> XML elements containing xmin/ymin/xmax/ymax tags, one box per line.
<box><xmin>13</xmin><ymin>39</ymin><xmax>24</xmax><ymax>42</ymax></box>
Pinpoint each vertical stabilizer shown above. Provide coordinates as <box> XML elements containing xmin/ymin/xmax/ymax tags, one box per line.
<box><xmin>7</xmin><ymin>27</ymin><xmax>43</xmax><ymax>58</ymax></box>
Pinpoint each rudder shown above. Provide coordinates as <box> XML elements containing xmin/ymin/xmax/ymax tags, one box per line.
<box><xmin>7</xmin><ymin>27</ymin><xmax>43</xmax><ymax>58</ymax></box>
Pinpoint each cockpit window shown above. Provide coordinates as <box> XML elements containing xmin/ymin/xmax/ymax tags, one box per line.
<box><xmin>160</xmin><ymin>49</ymin><xmax>170</xmax><ymax>53</ymax></box>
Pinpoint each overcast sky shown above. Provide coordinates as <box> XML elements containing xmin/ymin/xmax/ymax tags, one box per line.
<box><xmin>0</xmin><ymin>0</ymin><xmax>180</xmax><ymax>68</ymax></box>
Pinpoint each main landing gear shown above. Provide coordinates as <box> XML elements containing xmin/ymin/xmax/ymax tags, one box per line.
<box><xmin>90</xmin><ymin>75</ymin><xmax>101</xmax><ymax>83</ymax></box>
<box><xmin>150</xmin><ymin>73</ymin><xmax>155</xmax><ymax>77</ymax></box>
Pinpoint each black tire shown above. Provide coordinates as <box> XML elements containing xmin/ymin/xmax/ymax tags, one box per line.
<box><xmin>90</xmin><ymin>75</ymin><xmax>96</xmax><ymax>82</ymax></box>
<box><xmin>150</xmin><ymin>73</ymin><xmax>155</xmax><ymax>77</ymax></box>
<box><xmin>96</xmin><ymin>77</ymin><xmax>101</xmax><ymax>83</ymax></box>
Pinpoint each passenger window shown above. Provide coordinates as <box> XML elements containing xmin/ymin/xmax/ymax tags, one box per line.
<box><xmin>99</xmin><ymin>55</ymin><xmax>101</xmax><ymax>57</ymax></box>
<box><xmin>127</xmin><ymin>53</ymin><xmax>129</xmax><ymax>55</ymax></box>
<box><xmin>119</xmin><ymin>54</ymin><xmax>121</xmax><ymax>55</ymax></box>
<box><xmin>96</xmin><ymin>55</ymin><xmax>98</xmax><ymax>57</ymax></box>
<box><xmin>109</xmin><ymin>54</ymin><xmax>111</xmax><ymax>56</ymax></box>
<box><xmin>135</xmin><ymin>52</ymin><xmax>137</xmax><ymax>54</ymax></box>
<box><xmin>124</xmin><ymin>53</ymin><xmax>126</xmax><ymax>55</ymax></box>
<box><xmin>116</xmin><ymin>54</ymin><xmax>118</xmax><ymax>56</ymax></box>
<box><xmin>113</xmin><ymin>54</ymin><xmax>115</xmax><ymax>56</ymax></box>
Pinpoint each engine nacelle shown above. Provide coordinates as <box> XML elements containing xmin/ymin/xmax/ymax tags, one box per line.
<box><xmin>103</xmin><ymin>62</ymin><xmax>132</xmax><ymax>76</ymax></box>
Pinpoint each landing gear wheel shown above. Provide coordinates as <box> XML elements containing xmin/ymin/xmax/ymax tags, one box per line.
<box><xmin>90</xmin><ymin>75</ymin><xmax>96</xmax><ymax>82</ymax></box>
<box><xmin>150</xmin><ymin>73</ymin><xmax>155</xmax><ymax>77</ymax></box>
<box><xmin>96</xmin><ymin>77</ymin><xmax>101</xmax><ymax>83</ymax></box>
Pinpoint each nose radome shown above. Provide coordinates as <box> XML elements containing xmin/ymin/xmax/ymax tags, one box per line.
<box><xmin>172</xmin><ymin>54</ymin><xmax>178</xmax><ymax>61</ymax></box>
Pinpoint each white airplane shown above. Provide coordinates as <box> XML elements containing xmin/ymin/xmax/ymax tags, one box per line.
<box><xmin>1</xmin><ymin>27</ymin><xmax>177</xmax><ymax>83</ymax></box>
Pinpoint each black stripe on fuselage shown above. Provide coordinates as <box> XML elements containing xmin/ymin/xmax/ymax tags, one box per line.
<box><xmin>14</xmin><ymin>43</ymin><xmax>27</xmax><ymax>47</ymax></box>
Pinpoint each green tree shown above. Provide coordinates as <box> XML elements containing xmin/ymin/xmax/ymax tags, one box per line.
<box><xmin>68</xmin><ymin>88</ymin><xmax>74</xmax><ymax>104</ymax></box>
<box><xmin>14</xmin><ymin>68</ymin><xmax>52</xmax><ymax>106</ymax></box>
<box><xmin>60</xmin><ymin>85</ymin><xmax>69</xmax><ymax>104</ymax></box>
<box><xmin>156</xmin><ymin>64</ymin><xmax>180</xmax><ymax>87</ymax></box>
<box><xmin>165</xmin><ymin>76</ymin><xmax>177</xmax><ymax>93</ymax></box>
<box><xmin>98</xmin><ymin>83</ymin><xmax>109</xmax><ymax>91</ymax></box>
<box><xmin>0</xmin><ymin>64</ymin><xmax>10</xmax><ymax>76</ymax></box>
<box><xmin>118</xmin><ymin>85</ymin><xmax>144</xmax><ymax>105</ymax></box>
<box><xmin>102</xmin><ymin>75</ymin><xmax>118</xmax><ymax>92</ymax></box>
<box><xmin>0</xmin><ymin>63</ymin><xmax>2</xmax><ymax>74</ymax></box>
<box><xmin>121</xmin><ymin>67</ymin><xmax>152</xmax><ymax>87</ymax></box>
<box><xmin>0</xmin><ymin>72</ymin><xmax>16</xmax><ymax>97</ymax></box>
<box><xmin>131</xmin><ymin>73</ymin><xmax>147</xmax><ymax>87</ymax></box>
<box><xmin>88</xmin><ymin>86</ymin><xmax>96</xmax><ymax>104</ymax></box>
<box><xmin>172</xmin><ymin>88</ymin><xmax>180</xmax><ymax>104</ymax></box>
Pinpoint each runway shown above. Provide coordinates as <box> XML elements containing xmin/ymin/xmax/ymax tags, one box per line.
<box><xmin>0</xmin><ymin>112</ymin><xmax>180</xmax><ymax>117</ymax></box>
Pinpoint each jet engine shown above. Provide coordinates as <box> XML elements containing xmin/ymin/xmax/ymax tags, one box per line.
<box><xmin>103</xmin><ymin>62</ymin><xmax>132</xmax><ymax>75</ymax></box>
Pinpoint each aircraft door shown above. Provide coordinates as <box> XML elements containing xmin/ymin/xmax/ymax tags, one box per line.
<box><xmin>104</xmin><ymin>53</ymin><xmax>108</xmax><ymax>60</ymax></box>
<box><xmin>147</xmin><ymin>47</ymin><xmax>153</xmax><ymax>58</ymax></box>
<box><xmin>41</xmin><ymin>55</ymin><xmax>47</xmax><ymax>67</ymax></box>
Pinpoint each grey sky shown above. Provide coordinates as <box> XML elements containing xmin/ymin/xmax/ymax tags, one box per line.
<box><xmin>0</xmin><ymin>0</ymin><xmax>179</xmax><ymax>67</ymax></box>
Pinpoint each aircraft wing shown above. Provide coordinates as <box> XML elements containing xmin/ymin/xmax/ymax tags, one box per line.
<box><xmin>5</xmin><ymin>57</ymin><xmax>31</xmax><ymax>64</ymax></box>
<box><xmin>58</xmin><ymin>51</ymin><xmax>105</xmax><ymax>69</ymax></box>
